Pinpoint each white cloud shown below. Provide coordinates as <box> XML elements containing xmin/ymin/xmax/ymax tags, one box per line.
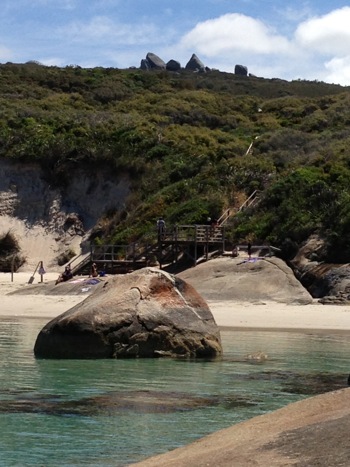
<box><xmin>295</xmin><ymin>7</ymin><xmax>350</xmax><ymax>55</ymax></box>
<box><xmin>179</xmin><ymin>13</ymin><xmax>292</xmax><ymax>56</ymax></box>
<box><xmin>324</xmin><ymin>56</ymin><xmax>350</xmax><ymax>85</ymax></box>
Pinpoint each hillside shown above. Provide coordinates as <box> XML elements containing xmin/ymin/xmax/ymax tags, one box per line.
<box><xmin>1</xmin><ymin>62</ymin><xmax>350</xmax><ymax>269</ymax></box>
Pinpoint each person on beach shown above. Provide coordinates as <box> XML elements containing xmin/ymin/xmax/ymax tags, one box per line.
<box><xmin>90</xmin><ymin>262</ymin><xmax>98</xmax><ymax>278</ymax></box>
<box><xmin>247</xmin><ymin>242</ymin><xmax>252</xmax><ymax>259</ymax></box>
<box><xmin>55</xmin><ymin>264</ymin><xmax>73</xmax><ymax>285</ymax></box>
<box><xmin>232</xmin><ymin>245</ymin><xmax>239</xmax><ymax>257</ymax></box>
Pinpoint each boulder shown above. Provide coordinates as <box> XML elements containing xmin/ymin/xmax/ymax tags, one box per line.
<box><xmin>178</xmin><ymin>256</ymin><xmax>313</xmax><ymax>304</ymax></box>
<box><xmin>34</xmin><ymin>268</ymin><xmax>222</xmax><ymax>359</ymax></box>
<box><xmin>185</xmin><ymin>54</ymin><xmax>205</xmax><ymax>72</ymax></box>
<box><xmin>166</xmin><ymin>59</ymin><xmax>181</xmax><ymax>71</ymax></box>
<box><xmin>142</xmin><ymin>52</ymin><xmax>166</xmax><ymax>70</ymax></box>
<box><xmin>291</xmin><ymin>235</ymin><xmax>350</xmax><ymax>301</ymax></box>
<box><xmin>140</xmin><ymin>59</ymin><xmax>150</xmax><ymax>70</ymax></box>
<box><xmin>235</xmin><ymin>64</ymin><xmax>248</xmax><ymax>76</ymax></box>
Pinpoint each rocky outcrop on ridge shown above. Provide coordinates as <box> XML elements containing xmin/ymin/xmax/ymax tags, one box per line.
<box><xmin>185</xmin><ymin>53</ymin><xmax>206</xmax><ymax>72</ymax></box>
<box><xmin>140</xmin><ymin>52</ymin><xmax>166</xmax><ymax>70</ymax></box>
<box><xmin>235</xmin><ymin>64</ymin><xmax>248</xmax><ymax>76</ymax></box>
<box><xmin>34</xmin><ymin>267</ymin><xmax>222</xmax><ymax>359</ymax></box>
<box><xmin>166</xmin><ymin>59</ymin><xmax>181</xmax><ymax>72</ymax></box>
<box><xmin>139</xmin><ymin>52</ymin><xmax>248</xmax><ymax>75</ymax></box>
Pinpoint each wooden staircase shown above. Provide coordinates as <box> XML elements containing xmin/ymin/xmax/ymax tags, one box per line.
<box><xmin>217</xmin><ymin>190</ymin><xmax>260</xmax><ymax>226</ymax></box>
<box><xmin>68</xmin><ymin>192</ymin><xmax>261</xmax><ymax>276</ymax></box>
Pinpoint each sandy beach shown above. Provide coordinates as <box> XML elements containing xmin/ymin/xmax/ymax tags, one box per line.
<box><xmin>0</xmin><ymin>272</ymin><xmax>86</xmax><ymax>319</ymax></box>
<box><xmin>208</xmin><ymin>299</ymin><xmax>350</xmax><ymax>333</ymax></box>
<box><xmin>1</xmin><ymin>269</ymin><xmax>350</xmax><ymax>333</ymax></box>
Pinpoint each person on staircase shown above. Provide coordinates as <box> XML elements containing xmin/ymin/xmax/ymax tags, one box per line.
<box><xmin>156</xmin><ymin>217</ymin><xmax>166</xmax><ymax>241</ymax></box>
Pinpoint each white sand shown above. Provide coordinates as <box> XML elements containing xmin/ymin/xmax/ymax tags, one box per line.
<box><xmin>1</xmin><ymin>272</ymin><xmax>350</xmax><ymax>333</ymax></box>
<box><xmin>0</xmin><ymin>272</ymin><xmax>85</xmax><ymax>319</ymax></box>
<box><xmin>208</xmin><ymin>299</ymin><xmax>350</xmax><ymax>333</ymax></box>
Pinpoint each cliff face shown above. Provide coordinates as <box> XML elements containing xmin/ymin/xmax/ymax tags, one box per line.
<box><xmin>0</xmin><ymin>159</ymin><xmax>130</xmax><ymax>271</ymax></box>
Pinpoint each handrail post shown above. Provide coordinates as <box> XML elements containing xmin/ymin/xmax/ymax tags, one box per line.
<box><xmin>194</xmin><ymin>225</ymin><xmax>198</xmax><ymax>265</ymax></box>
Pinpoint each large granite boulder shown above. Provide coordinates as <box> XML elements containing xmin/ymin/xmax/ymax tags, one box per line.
<box><xmin>291</xmin><ymin>235</ymin><xmax>350</xmax><ymax>302</ymax></box>
<box><xmin>166</xmin><ymin>59</ymin><xmax>181</xmax><ymax>71</ymax></box>
<box><xmin>185</xmin><ymin>54</ymin><xmax>205</xmax><ymax>72</ymax></box>
<box><xmin>34</xmin><ymin>268</ymin><xmax>222</xmax><ymax>359</ymax></box>
<box><xmin>178</xmin><ymin>256</ymin><xmax>313</xmax><ymax>304</ymax></box>
<box><xmin>235</xmin><ymin>64</ymin><xmax>248</xmax><ymax>76</ymax></box>
<box><xmin>140</xmin><ymin>58</ymin><xmax>150</xmax><ymax>70</ymax></box>
<box><xmin>141</xmin><ymin>52</ymin><xmax>166</xmax><ymax>70</ymax></box>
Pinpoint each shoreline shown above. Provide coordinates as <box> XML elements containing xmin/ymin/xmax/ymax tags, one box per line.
<box><xmin>207</xmin><ymin>299</ymin><xmax>350</xmax><ymax>333</ymax></box>
<box><xmin>219</xmin><ymin>326</ymin><xmax>350</xmax><ymax>334</ymax></box>
<box><xmin>1</xmin><ymin>273</ymin><xmax>350</xmax><ymax>334</ymax></box>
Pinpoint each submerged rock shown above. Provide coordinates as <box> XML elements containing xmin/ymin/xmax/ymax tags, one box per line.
<box><xmin>34</xmin><ymin>268</ymin><xmax>222</xmax><ymax>359</ymax></box>
<box><xmin>244</xmin><ymin>351</ymin><xmax>268</xmax><ymax>363</ymax></box>
<box><xmin>0</xmin><ymin>390</ymin><xmax>220</xmax><ymax>415</ymax></box>
<box><xmin>0</xmin><ymin>389</ymin><xmax>259</xmax><ymax>416</ymax></box>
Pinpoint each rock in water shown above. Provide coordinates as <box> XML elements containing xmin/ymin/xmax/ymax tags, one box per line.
<box><xmin>34</xmin><ymin>268</ymin><xmax>222</xmax><ymax>359</ymax></box>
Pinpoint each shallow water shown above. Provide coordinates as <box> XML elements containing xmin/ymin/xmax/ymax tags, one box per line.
<box><xmin>0</xmin><ymin>317</ymin><xmax>349</xmax><ymax>466</ymax></box>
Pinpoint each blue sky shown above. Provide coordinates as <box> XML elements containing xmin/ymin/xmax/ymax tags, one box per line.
<box><xmin>2</xmin><ymin>1</ymin><xmax>350</xmax><ymax>85</ymax></box>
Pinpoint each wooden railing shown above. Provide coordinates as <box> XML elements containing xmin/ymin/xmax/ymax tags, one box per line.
<box><xmin>217</xmin><ymin>190</ymin><xmax>260</xmax><ymax>226</ymax></box>
<box><xmin>161</xmin><ymin>224</ymin><xmax>224</xmax><ymax>243</ymax></box>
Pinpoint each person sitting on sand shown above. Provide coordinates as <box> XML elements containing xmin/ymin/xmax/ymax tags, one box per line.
<box><xmin>55</xmin><ymin>265</ymin><xmax>73</xmax><ymax>285</ymax></box>
<box><xmin>232</xmin><ymin>245</ymin><xmax>239</xmax><ymax>257</ymax></box>
<box><xmin>90</xmin><ymin>263</ymin><xmax>98</xmax><ymax>278</ymax></box>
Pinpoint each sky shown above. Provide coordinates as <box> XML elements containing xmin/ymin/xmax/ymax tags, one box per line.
<box><xmin>2</xmin><ymin>0</ymin><xmax>350</xmax><ymax>85</ymax></box>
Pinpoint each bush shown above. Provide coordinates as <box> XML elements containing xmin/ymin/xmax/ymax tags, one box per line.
<box><xmin>0</xmin><ymin>230</ymin><xmax>26</xmax><ymax>271</ymax></box>
<box><xmin>56</xmin><ymin>248</ymin><xmax>76</xmax><ymax>266</ymax></box>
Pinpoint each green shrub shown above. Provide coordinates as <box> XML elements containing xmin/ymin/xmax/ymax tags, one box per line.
<box><xmin>0</xmin><ymin>231</ymin><xmax>26</xmax><ymax>271</ymax></box>
<box><xmin>56</xmin><ymin>249</ymin><xmax>76</xmax><ymax>266</ymax></box>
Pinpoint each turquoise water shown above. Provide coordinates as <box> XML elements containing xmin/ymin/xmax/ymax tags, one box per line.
<box><xmin>0</xmin><ymin>317</ymin><xmax>349</xmax><ymax>467</ymax></box>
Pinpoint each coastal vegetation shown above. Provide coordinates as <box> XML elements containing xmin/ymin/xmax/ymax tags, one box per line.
<box><xmin>1</xmin><ymin>61</ymin><xmax>350</xmax><ymax>261</ymax></box>
<box><xmin>0</xmin><ymin>230</ymin><xmax>25</xmax><ymax>271</ymax></box>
